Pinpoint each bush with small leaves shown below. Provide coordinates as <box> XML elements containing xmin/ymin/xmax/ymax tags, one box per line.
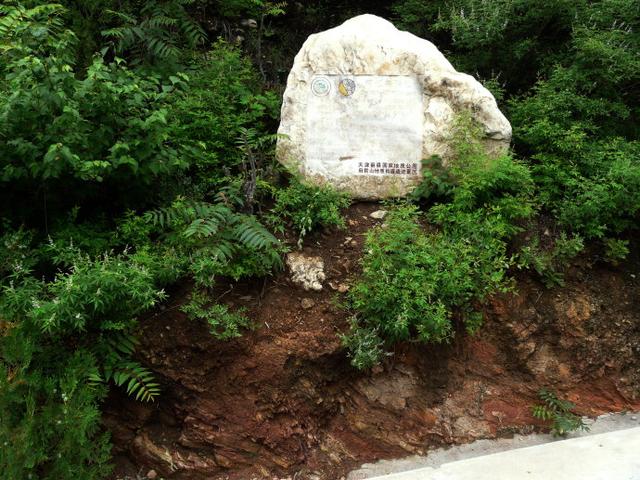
<box><xmin>0</xmin><ymin>242</ymin><xmax>167</xmax><ymax>478</ymax></box>
<box><xmin>0</xmin><ymin>3</ymin><xmax>192</xmax><ymax>218</ymax></box>
<box><xmin>343</xmin><ymin>203</ymin><xmax>516</xmax><ymax>368</ymax></box>
<box><xmin>604</xmin><ymin>238</ymin><xmax>630</xmax><ymax>266</ymax></box>
<box><xmin>269</xmin><ymin>180</ymin><xmax>351</xmax><ymax>246</ymax></box>
<box><xmin>517</xmin><ymin>233</ymin><xmax>584</xmax><ymax>287</ymax></box>
<box><xmin>344</xmin><ymin>116</ymin><xmax>534</xmax><ymax>368</ymax></box>
<box><xmin>340</xmin><ymin>319</ymin><xmax>385</xmax><ymax>370</ymax></box>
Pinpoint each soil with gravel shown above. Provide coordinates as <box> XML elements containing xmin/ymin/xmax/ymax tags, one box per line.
<box><xmin>103</xmin><ymin>202</ymin><xmax>640</xmax><ymax>480</ymax></box>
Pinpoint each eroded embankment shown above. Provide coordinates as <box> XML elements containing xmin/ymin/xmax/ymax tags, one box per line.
<box><xmin>104</xmin><ymin>203</ymin><xmax>640</xmax><ymax>480</ymax></box>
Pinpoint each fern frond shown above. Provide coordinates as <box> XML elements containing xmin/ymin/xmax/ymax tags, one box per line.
<box><xmin>100</xmin><ymin>1</ymin><xmax>205</xmax><ymax>60</ymax></box>
<box><xmin>0</xmin><ymin>3</ymin><xmax>67</xmax><ymax>41</ymax></box>
<box><xmin>146</xmin><ymin>201</ymin><xmax>231</xmax><ymax>230</ymax></box>
<box><xmin>106</xmin><ymin>331</ymin><xmax>138</xmax><ymax>357</ymax></box>
<box><xmin>25</xmin><ymin>4</ymin><xmax>67</xmax><ymax>20</ymax></box>
<box><xmin>112</xmin><ymin>361</ymin><xmax>160</xmax><ymax>402</ymax></box>
<box><xmin>184</xmin><ymin>217</ymin><xmax>221</xmax><ymax>238</ymax></box>
<box><xmin>147</xmin><ymin>36</ymin><xmax>179</xmax><ymax>59</ymax></box>
<box><xmin>233</xmin><ymin>216</ymin><xmax>279</xmax><ymax>250</ymax></box>
<box><xmin>144</xmin><ymin>204</ymin><xmax>185</xmax><ymax>228</ymax></box>
<box><xmin>149</xmin><ymin>15</ymin><xmax>178</xmax><ymax>28</ymax></box>
<box><xmin>103</xmin><ymin>9</ymin><xmax>137</xmax><ymax>25</ymax></box>
<box><xmin>0</xmin><ymin>7</ymin><xmax>22</xmax><ymax>38</ymax></box>
<box><xmin>193</xmin><ymin>202</ymin><xmax>229</xmax><ymax>222</ymax></box>
<box><xmin>178</xmin><ymin>15</ymin><xmax>206</xmax><ymax>47</ymax></box>
<box><xmin>532</xmin><ymin>389</ymin><xmax>589</xmax><ymax>437</ymax></box>
<box><xmin>532</xmin><ymin>405</ymin><xmax>553</xmax><ymax>421</ymax></box>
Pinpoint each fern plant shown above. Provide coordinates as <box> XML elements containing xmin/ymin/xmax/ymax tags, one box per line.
<box><xmin>102</xmin><ymin>0</ymin><xmax>206</xmax><ymax>63</ymax></box>
<box><xmin>532</xmin><ymin>389</ymin><xmax>589</xmax><ymax>437</ymax></box>
<box><xmin>145</xmin><ymin>190</ymin><xmax>283</xmax><ymax>287</ymax></box>
<box><xmin>89</xmin><ymin>332</ymin><xmax>160</xmax><ymax>402</ymax></box>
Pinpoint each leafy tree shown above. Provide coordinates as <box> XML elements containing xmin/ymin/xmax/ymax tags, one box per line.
<box><xmin>393</xmin><ymin>0</ymin><xmax>582</xmax><ymax>92</ymax></box>
<box><xmin>0</xmin><ymin>1</ymin><xmax>285</xmax><ymax>478</ymax></box>
<box><xmin>168</xmin><ymin>44</ymin><xmax>280</xmax><ymax>194</ymax></box>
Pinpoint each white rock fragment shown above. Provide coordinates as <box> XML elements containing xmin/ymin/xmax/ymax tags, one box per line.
<box><xmin>277</xmin><ymin>14</ymin><xmax>511</xmax><ymax>199</ymax></box>
<box><xmin>370</xmin><ymin>210</ymin><xmax>387</xmax><ymax>219</ymax></box>
<box><xmin>286</xmin><ymin>252</ymin><xmax>326</xmax><ymax>291</ymax></box>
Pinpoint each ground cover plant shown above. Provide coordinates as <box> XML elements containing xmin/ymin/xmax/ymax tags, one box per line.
<box><xmin>532</xmin><ymin>389</ymin><xmax>590</xmax><ymax>437</ymax></box>
<box><xmin>0</xmin><ymin>0</ymin><xmax>638</xmax><ymax>477</ymax></box>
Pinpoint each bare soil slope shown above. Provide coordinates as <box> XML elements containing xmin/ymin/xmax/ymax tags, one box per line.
<box><xmin>105</xmin><ymin>203</ymin><xmax>640</xmax><ymax>480</ymax></box>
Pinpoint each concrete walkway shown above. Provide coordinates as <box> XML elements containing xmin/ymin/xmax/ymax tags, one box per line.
<box><xmin>349</xmin><ymin>412</ymin><xmax>640</xmax><ymax>480</ymax></box>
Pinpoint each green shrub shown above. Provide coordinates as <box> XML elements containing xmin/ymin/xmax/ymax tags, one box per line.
<box><xmin>269</xmin><ymin>180</ymin><xmax>351</xmax><ymax>246</ymax></box>
<box><xmin>393</xmin><ymin>0</ymin><xmax>581</xmax><ymax>92</ymax></box>
<box><xmin>517</xmin><ymin>233</ymin><xmax>584</xmax><ymax>287</ymax></box>
<box><xmin>344</xmin><ymin>116</ymin><xmax>534</xmax><ymax>368</ymax></box>
<box><xmin>343</xmin><ymin>203</ymin><xmax>515</xmax><ymax>368</ymax></box>
<box><xmin>339</xmin><ymin>318</ymin><xmax>385</xmax><ymax>371</ymax></box>
<box><xmin>396</xmin><ymin>0</ymin><xmax>640</xmax><ymax>247</ymax></box>
<box><xmin>0</xmin><ymin>12</ymin><xmax>283</xmax><ymax>465</ymax></box>
<box><xmin>0</xmin><ymin>3</ymin><xmax>191</xmax><ymax>216</ymax></box>
<box><xmin>0</xmin><ymin>226</ymin><xmax>39</xmax><ymax>279</ymax></box>
<box><xmin>414</xmin><ymin>115</ymin><xmax>535</xmax><ymax>228</ymax></box>
<box><xmin>0</xmin><ymin>5</ymin><xmax>280</xmax><ymax>220</ymax></box>
<box><xmin>344</xmin><ymin>205</ymin><xmax>453</xmax><ymax>368</ymax></box>
<box><xmin>169</xmin><ymin>41</ymin><xmax>280</xmax><ymax>192</ymax></box>
<box><xmin>511</xmin><ymin>80</ymin><xmax>640</xmax><ymax>239</ymax></box>
<box><xmin>508</xmin><ymin>1</ymin><xmax>640</xmax><ymax>241</ymax></box>
<box><xmin>0</xmin><ymin>242</ymin><xmax>167</xmax><ymax>478</ymax></box>
<box><xmin>101</xmin><ymin>0</ymin><xmax>206</xmax><ymax>64</ymax></box>
<box><xmin>0</xmin><ymin>345</ymin><xmax>113</xmax><ymax>480</ymax></box>
<box><xmin>603</xmin><ymin>238</ymin><xmax>630</xmax><ymax>266</ymax></box>
<box><xmin>409</xmin><ymin>155</ymin><xmax>455</xmax><ymax>203</ymax></box>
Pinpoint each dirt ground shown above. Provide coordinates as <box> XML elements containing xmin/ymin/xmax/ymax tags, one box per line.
<box><xmin>103</xmin><ymin>203</ymin><xmax>640</xmax><ymax>480</ymax></box>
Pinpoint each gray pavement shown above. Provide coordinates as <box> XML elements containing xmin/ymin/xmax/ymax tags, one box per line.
<box><xmin>348</xmin><ymin>412</ymin><xmax>640</xmax><ymax>480</ymax></box>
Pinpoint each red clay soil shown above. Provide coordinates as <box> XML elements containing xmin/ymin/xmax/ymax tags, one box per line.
<box><xmin>104</xmin><ymin>203</ymin><xmax>640</xmax><ymax>480</ymax></box>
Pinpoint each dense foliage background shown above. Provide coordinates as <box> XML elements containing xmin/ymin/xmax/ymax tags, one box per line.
<box><xmin>0</xmin><ymin>0</ymin><xmax>638</xmax><ymax>477</ymax></box>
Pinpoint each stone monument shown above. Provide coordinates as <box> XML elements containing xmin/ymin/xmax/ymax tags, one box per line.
<box><xmin>276</xmin><ymin>14</ymin><xmax>512</xmax><ymax>199</ymax></box>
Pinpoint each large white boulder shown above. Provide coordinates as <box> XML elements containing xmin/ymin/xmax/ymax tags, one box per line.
<box><xmin>276</xmin><ymin>14</ymin><xmax>512</xmax><ymax>199</ymax></box>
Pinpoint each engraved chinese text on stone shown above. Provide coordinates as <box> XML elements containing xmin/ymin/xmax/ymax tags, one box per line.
<box><xmin>306</xmin><ymin>75</ymin><xmax>423</xmax><ymax>178</ymax></box>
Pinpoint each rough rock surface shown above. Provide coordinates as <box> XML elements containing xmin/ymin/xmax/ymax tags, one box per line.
<box><xmin>286</xmin><ymin>252</ymin><xmax>326</xmax><ymax>291</ymax></box>
<box><xmin>276</xmin><ymin>14</ymin><xmax>512</xmax><ymax>199</ymax></box>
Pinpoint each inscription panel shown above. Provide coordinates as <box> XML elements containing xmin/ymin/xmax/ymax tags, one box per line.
<box><xmin>306</xmin><ymin>75</ymin><xmax>423</xmax><ymax>177</ymax></box>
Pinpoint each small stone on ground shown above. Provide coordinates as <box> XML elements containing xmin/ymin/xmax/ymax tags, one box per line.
<box><xmin>370</xmin><ymin>210</ymin><xmax>387</xmax><ymax>219</ymax></box>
